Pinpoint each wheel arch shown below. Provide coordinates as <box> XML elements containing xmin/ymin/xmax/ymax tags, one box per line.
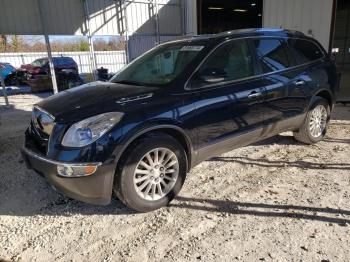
<box><xmin>313</xmin><ymin>89</ymin><xmax>334</xmax><ymax>108</ymax></box>
<box><xmin>114</xmin><ymin>125</ymin><xmax>193</xmax><ymax>173</ymax></box>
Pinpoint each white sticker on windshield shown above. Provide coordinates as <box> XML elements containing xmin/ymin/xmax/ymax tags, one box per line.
<box><xmin>180</xmin><ymin>46</ymin><xmax>204</xmax><ymax>51</ymax></box>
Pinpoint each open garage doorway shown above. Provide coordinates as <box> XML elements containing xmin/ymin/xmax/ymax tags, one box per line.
<box><xmin>332</xmin><ymin>0</ymin><xmax>350</xmax><ymax>102</ymax></box>
<box><xmin>197</xmin><ymin>0</ymin><xmax>263</xmax><ymax>34</ymax></box>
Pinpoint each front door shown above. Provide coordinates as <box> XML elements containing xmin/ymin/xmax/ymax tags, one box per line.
<box><xmin>187</xmin><ymin>38</ymin><xmax>265</xmax><ymax>160</ymax></box>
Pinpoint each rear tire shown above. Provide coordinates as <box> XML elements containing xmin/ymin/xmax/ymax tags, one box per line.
<box><xmin>293</xmin><ymin>97</ymin><xmax>330</xmax><ymax>144</ymax></box>
<box><xmin>113</xmin><ymin>133</ymin><xmax>187</xmax><ymax>212</ymax></box>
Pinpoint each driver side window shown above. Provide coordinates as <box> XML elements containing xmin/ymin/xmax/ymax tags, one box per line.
<box><xmin>189</xmin><ymin>39</ymin><xmax>254</xmax><ymax>89</ymax></box>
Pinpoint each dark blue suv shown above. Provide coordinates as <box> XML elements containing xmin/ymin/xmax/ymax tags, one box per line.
<box><xmin>22</xmin><ymin>29</ymin><xmax>339</xmax><ymax>212</ymax></box>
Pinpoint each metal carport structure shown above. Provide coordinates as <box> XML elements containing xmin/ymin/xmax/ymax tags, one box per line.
<box><xmin>0</xmin><ymin>0</ymin><xmax>105</xmax><ymax>99</ymax></box>
<box><xmin>0</xmin><ymin>0</ymin><xmax>197</xmax><ymax>105</ymax></box>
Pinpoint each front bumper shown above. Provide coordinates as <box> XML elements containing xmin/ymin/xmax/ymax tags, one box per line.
<box><xmin>21</xmin><ymin>147</ymin><xmax>115</xmax><ymax>205</ymax></box>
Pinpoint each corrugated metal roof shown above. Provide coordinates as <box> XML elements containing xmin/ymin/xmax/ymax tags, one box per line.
<box><xmin>0</xmin><ymin>0</ymin><xmax>42</xmax><ymax>35</ymax></box>
<box><xmin>0</xmin><ymin>0</ymin><xmax>85</xmax><ymax>35</ymax></box>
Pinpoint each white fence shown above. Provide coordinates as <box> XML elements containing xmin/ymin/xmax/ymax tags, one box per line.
<box><xmin>0</xmin><ymin>51</ymin><xmax>127</xmax><ymax>74</ymax></box>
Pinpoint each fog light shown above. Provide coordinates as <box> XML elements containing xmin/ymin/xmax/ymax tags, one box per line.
<box><xmin>57</xmin><ymin>165</ymin><xmax>98</xmax><ymax>177</ymax></box>
<box><xmin>57</xmin><ymin>165</ymin><xmax>74</xmax><ymax>176</ymax></box>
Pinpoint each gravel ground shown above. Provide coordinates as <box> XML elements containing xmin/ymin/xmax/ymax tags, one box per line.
<box><xmin>0</xmin><ymin>94</ymin><xmax>350</xmax><ymax>262</ymax></box>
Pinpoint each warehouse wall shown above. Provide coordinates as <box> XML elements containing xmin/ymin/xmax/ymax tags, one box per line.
<box><xmin>263</xmin><ymin>0</ymin><xmax>334</xmax><ymax>50</ymax></box>
<box><xmin>127</xmin><ymin>0</ymin><xmax>183</xmax><ymax>36</ymax></box>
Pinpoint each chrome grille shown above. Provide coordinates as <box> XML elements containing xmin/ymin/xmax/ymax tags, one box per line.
<box><xmin>31</xmin><ymin>106</ymin><xmax>55</xmax><ymax>140</ymax></box>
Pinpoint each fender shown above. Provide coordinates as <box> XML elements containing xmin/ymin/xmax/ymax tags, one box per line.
<box><xmin>111</xmin><ymin>121</ymin><xmax>194</xmax><ymax>170</ymax></box>
<box><xmin>308</xmin><ymin>88</ymin><xmax>334</xmax><ymax>110</ymax></box>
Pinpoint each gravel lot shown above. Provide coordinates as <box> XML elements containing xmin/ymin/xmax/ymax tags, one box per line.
<box><xmin>0</xmin><ymin>94</ymin><xmax>350</xmax><ymax>262</ymax></box>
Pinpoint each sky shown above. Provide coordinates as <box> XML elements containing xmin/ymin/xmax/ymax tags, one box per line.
<box><xmin>17</xmin><ymin>35</ymin><xmax>122</xmax><ymax>44</ymax></box>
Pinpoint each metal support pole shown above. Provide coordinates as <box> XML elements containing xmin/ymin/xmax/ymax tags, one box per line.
<box><xmin>0</xmin><ymin>70</ymin><xmax>9</xmax><ymax>106</ymax></box>
<box><xmin>83</xmin><ymin>0</ymin><xmax>98</xmax><ymax>80</ymax></box>
<box><xmin>78</xmin><ymin>54</ymin><xmax>83</xmax><ymax>73</ymax></box>
<box><xmin>115</xmin><ymin>0</ymin><xmax>129</xmax><ymax>63</ymax></box>
<box><xmin>44</xmin><ymin>34</ymin><xmax>59</xmax><ymax>94</ymax></box>
<box><xmin>88</xmin><ymin>35</ymin><xmax>97</xmax><ymax>78</ymax></box>
<box><xmin>20</xmin><ymin>54</ymin><xmax>25</xmax><ymax>65</ymax></box>
<box><xmin>123</xmin><ymin>0</ymin><xmax>130</xmax><ymax>63</ymax></box>
<box><xmin>155</xmin><ymin>0</ymin><xmax>161</xmax><ymax>45</ymax></box>
<box><xmin>182</xmin><ymin>0</ymin><xmax>186</xmax><ymax>36</ymax></box>
<box><xmin>37</xmin><ymin>0</ymin><xmax>58</xmax><ymax>94</ymax></box>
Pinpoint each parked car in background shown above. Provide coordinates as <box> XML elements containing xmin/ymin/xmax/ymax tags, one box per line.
<box><xmin>22</xmin><ymin>29</ymin><xmax>339</xmax><ymax>212</ymax></box>
<box><xmin>19</xmin><ymin>57</ymin><xmax>82</xmax><ymax>92</ymax></box>
<box><xmin>20</xmin><ymin>57</ymin><xmax>78</xmax><ymax>76</ymax></box>
<box><xmin>0</xmin><ymin>62</ymin><xmax>19</xmax><ymax>86</ymax></box>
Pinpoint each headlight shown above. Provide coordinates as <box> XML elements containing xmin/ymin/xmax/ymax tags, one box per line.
<box><xmin>61</xmin><ymin>112</ymin><xmax>124</xmax><ymax>147</ymax></box>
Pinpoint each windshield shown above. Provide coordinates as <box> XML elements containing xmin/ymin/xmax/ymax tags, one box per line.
<box><xmin>31</xmin><ymin>59</ymin><xmax>48</xmax><ymax>67</ymax></box>
<box><xmin>110</xmin><ymin>43</ymin><xmax>206</xmax><ymax>86</ymax></box>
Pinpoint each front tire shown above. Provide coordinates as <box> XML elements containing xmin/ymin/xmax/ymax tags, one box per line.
<box><xmin>114</xmin><ymin>133</ymin><xmax>187</xmax><ymax>212</ymax></box>
<box><xmin>293</xmin><ymin>97</ymin><xmax>330</xmax><ymax>144</ymax></box>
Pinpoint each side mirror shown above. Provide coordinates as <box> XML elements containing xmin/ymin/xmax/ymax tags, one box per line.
<box><xmin>199</xmin><ymin>68</ymin><xmax>227</xmax><ymax>83</ymax></box>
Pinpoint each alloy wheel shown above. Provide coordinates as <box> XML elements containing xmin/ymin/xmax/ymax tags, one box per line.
<box><xmin>133</xmin><ymin>147</ymin><xmax>179</xmax><ymax>201</ymax></box>
<box><xmin>309</xmin><ymin>104</ymin><xmax>328</xmax><ymax>138</ymax></box>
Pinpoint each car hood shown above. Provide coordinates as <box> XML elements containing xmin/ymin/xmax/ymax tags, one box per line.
<box><xmin>20</xmin><ymin>64</ymin><xmax>34</xmax><ymax>70</ymax></box>
<box><xmin>37</xmin><ymin>81</ymin><xmax>160</xmax><ymax>123</ymax></box>
<box><xmin>20</xmin><ymin>64</ymin><xmax>41</xmax><ymax>73</ymax></box>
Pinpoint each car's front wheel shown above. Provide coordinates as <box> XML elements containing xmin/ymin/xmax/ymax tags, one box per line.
<box><xmin>114</xmin><ymin>133</ymin><xmax>187</xmax><ymax>212</ymax></box>
<box><xmin>293</xmin><ymin>97</ymin><xmax>330</xmax><ymax>144</ymax></box>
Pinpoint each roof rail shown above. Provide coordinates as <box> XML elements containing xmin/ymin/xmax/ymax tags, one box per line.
<box><xmin>215</xmin><ymin>28</ymin><xmax>305</xmax><ymax>37</ymax></box>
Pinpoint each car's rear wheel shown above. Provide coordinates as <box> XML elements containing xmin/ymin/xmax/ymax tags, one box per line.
<box><xmin>114</xmin><ymin>133</ymin><xmax>187</xmax><ymax>212</ymax></box>
<box><xmin>293</xmin><ymin>97</ymin><xmax>330</xmax><ymax>144</ymax></box>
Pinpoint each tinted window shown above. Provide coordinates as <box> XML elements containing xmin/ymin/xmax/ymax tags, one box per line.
<box><xmin>253</xmin><ymin>39</ymin><xmax>292</xmax><ymax>73</ymax></box>
<box><xmin>288</xmin><ymin>39</ymin><xmax>324</xmax><ymax>64</ymax></box>
<box><xmin>31</xmin><ymin>59</ymin><xmax>48</xmax><ymax>67</ymax></box>
<box><xmin>190</xmin><ymin>40</ymin><xmax>254</xmax><ymax>88</ymax></box>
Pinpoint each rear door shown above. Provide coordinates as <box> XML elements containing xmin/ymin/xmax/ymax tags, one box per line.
<box><xmin>287</xmin><ymin>37</ymin><xmax>330</xmax><ymax>98</ymax></box>
<box><xmin>251</xmin><ymin>37</ymin><xmax>309</xmax><ymax>135</ymax></box>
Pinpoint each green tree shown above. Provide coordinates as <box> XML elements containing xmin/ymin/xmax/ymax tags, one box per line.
<box><xmin>78</xmin><ymin>40</ymin><xmax>89</xmax><ymax>51</ymax></box>
<box><xmin>0</xmin><ymin>35</ymin><xmax>8</xmax><ymax>52</ymax></box>
<box><xmin>11</xmin><ymin>35</ymin><xmax>22</xmax><ymax>52</ymax></box>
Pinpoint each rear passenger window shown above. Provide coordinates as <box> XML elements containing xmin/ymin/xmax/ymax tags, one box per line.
<box><xmin>288</xmin><ymin>39</ymin><xmax>324</xmax><ymax>64</ymax></box>
<box><xmin>253</xmin><ymin>39</ymin><xmax>293</xmax><ymax>73</ymax></box>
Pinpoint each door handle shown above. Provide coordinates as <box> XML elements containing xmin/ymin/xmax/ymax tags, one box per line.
<box><xmin>248</xmin><ymin>91</ymin><xmax>262</xmax><ymax>99</ymax></box>
<box><xmin>295</xmin><ymin>80</ymin><xmax>305</xmax><ymax>86</ymax></box>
